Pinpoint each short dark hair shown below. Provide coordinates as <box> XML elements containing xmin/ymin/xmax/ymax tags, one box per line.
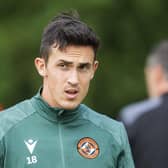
<box><xmin>146</xmin><ymin>40</ymin><xmax>168</xmax><ymax>78</ymax></box>
<box><xmin>40</xmin><ymin>11</ymin><xmax>100</xmax><ymax>62</ymax></box>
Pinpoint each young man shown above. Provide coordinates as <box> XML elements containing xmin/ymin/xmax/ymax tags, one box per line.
<box><xmin>0</xmin><ymin>11</ymin><xmax>134</xmax><ymax>168</ymax></box>
<box><xmin>118</xmin><ymin>40</ymin><xmax>168</xmax><ymax>168</ymax></box>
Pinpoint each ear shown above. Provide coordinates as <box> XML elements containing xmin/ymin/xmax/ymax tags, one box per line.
<box><xmin>91</xmin><ymin>60</ymin><xmax>99</xmax><ymax>79</ymax></box>
<box><xmin>34</xmin><ymin>57</ymin><xmax>47</xmax><ymax>77</ymax></box>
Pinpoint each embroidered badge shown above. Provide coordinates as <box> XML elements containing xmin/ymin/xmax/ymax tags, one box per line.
<box><xmin>77</xmin><ymin>137</ymin><xmax>99</xmax><ymax>159</ymax></box>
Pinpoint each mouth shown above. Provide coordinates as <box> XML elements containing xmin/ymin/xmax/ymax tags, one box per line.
<box><xmin>65</xmin><ymin>88</ymin><xmax>79</xmax><ymax>99</ymax></box>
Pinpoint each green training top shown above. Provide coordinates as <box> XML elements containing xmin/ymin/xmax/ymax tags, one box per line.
<box><xmin>0</xmin><ymin>91</ymin><xmax>134</xmax><ymax>168</ymax></box>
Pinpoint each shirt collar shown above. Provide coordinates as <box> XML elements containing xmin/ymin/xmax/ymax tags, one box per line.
<box><xmin>30</xmin><ymin>88</ymin><xmax>81</xmax><ymax>123</ymax></box>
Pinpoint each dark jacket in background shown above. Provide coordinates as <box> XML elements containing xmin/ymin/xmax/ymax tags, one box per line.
<box><xmin>118</xmin><ymin>93</ymin><xmax>168</xmax><ymax>168</ymax></box>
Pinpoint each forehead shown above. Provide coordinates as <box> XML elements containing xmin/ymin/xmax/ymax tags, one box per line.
<box><xmin>48</xmin><ymin>45</ymin><xmax>95</xmax><ymax>63</ymax></box>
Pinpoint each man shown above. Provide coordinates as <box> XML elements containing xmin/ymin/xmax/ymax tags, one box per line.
<box><xmin>0</xmin><ymin>11</ymin><xmax>134</xmax><ymax>168</ymax></box>
<box><xmin>118</xmin><ymin>40</ymin><xmax>168</xmax><ymax>168</ymax></box>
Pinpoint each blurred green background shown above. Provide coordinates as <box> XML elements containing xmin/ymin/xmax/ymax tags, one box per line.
<box><xmin>1</xmin><ymin>0</ymin><xmax>168</xmax><ymax>118</ymax></box>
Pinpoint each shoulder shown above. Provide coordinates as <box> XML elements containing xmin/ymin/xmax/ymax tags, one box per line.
<box><xmin>80</xmin><ymin>104</ymin><xmax>126</xmax><ymax>145</ymax></box>
<box><xmin>119</xmin><ymin>97</ymin><xmax>162</xmax><ymax>126</ymax></box>
<box><xmin>0</xmin><ymin>99</ymin><xmax>35</xmax><ymax>140</ymax></box>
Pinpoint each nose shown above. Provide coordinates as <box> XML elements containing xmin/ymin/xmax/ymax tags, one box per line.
<box><xmin>67</xmin><ymin>70</ymin><xmax>79</xmax><ymax>86</ymax></box>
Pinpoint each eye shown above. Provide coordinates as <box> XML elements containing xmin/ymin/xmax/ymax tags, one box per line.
<box><xmin>59</xmin><ymin>63</ymin><xmax>66</xmax><ymax>67</ymax></box>
<box><xmin>78</xmin><ymin>64</ymin><xmax>91</xmax><ymax>72</ymax></box>
<box><xmin>58</xmin><ymin>63</ymin><xmax>68</xmax><ymax>70</ymax></box>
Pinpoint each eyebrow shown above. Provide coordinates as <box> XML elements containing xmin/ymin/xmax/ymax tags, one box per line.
<box><xmin>59</xmin><ymin>59</ymin><xmax>73</xmax><ymax>65</ymax></box>
<box><xmin>78</xmin><ymin>63</ymin><xmax>92</xmax><ymax>68</ymax></box>
<box><xmin>58</xmin><ymin>59</ymin><xmax>92</xmax><ymax>66</ymax></box>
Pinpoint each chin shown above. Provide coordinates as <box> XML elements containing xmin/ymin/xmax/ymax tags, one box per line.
<box><xmin>64</xmin><ymin>105</ymin><xmax>78</xmax><ymax>110</ymax></box>
<box><xmin>62</xmin><ymin>102</ymin><xmax>80</xmax><ymax>110</ymax></box>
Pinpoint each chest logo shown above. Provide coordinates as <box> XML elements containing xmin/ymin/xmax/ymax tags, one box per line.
<box><xmin>24</xmin><ymin>139</ymin><xmax>38</xmax><ymax>165</ymax></box>
<box><xmin>24</xmin><ymin>139</ymin><xmax>38</xmax><ymax>154</ymax></box>
<box><xmin>77</xmin><ymin>137</ymin><xmax>99</xmax><ymax>159</ymax></box>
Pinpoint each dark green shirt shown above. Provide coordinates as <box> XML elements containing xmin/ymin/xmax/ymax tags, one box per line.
<box><xmin>0</xmin><ymin>92</ymin><xmax>134</xmax><ymax>168</ymax></box>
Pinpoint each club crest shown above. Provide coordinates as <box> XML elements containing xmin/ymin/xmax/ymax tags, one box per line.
<box><xmin>77</xmin><ymin>137</ymin><xmax>99</xmax><ymax>159</ymax></box>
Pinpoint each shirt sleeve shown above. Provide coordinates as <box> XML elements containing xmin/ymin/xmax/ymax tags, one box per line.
<box><xmin>117</xmin><ymin>123</ymin><xmax>135</xmax><ymax>168</ymax></box>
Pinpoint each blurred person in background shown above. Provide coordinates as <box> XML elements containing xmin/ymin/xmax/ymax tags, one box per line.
<box><xmin>0</xmin><ymin>10</ymin><xmax>134</xmax><ymax>168</ymax></box>
<box><xmin>118</xmin><ymin>40</ymin><xmax>168</xmax><ymax>168</ymax></box>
